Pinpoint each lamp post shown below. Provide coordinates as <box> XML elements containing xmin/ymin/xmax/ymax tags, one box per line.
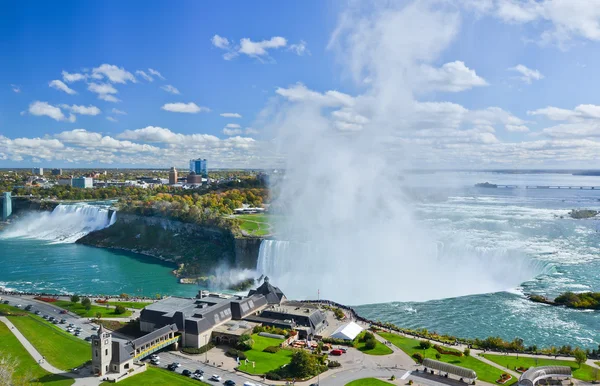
<box><xmin>205</xmin><ymin>335</ymin><xmax>208</xmax><ymax>363</ymax></box>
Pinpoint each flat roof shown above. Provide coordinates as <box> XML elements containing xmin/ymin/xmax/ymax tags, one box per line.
<box><xmin>213</xmin><ymin>321</ymin><xmax>259</xmax><ymax>336</ymax></box>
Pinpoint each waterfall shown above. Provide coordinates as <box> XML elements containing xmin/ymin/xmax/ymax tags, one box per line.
<box><xmin>256</xmin><ymin>238</ymin><xmax>553</xmax><ymax>304</ymax></box>
<box><xmin>0</xmin><ymin>203</ymin><xmax>117</xmax><ymax>244</ymax></box>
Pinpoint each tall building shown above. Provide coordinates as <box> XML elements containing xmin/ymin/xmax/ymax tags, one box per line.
<box><xmin>187</xmin><ymin>172</ymin><xmax>202</xmax><ymax>185</ymax></box>
<box><xmin>51</xmin><ymin>168</ymin><xmax>62</xmax><ymax>176</ymax></box>
<box><xmin>72</xmin><ymin>177</ymin><xmax>93</xmax><ymax>189</ymax></box>
<box><xmin>2</xmin><ymin>192</ymin><xmax>12</xmax><ymax>221</ymax></box>
<box><xmin>168</xmin><ymin>167</ymin><xmax>178</xmax><ymax>185</ymax></box>
<box><xmin>189</xmin><ymin>158</ymin><xmax>207</xmax><ymax>177</ymax></box>
<box><xmin>32</xmin><ymin>167</ymin><xmax>43</xmax><ymax>176</ymax></box>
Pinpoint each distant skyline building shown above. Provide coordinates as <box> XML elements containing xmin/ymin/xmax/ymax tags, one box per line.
<box><xmin>2</xmin><ymin>192</ymin><xmax>12</xmax><ymax>221</ymax></box>
<box><xmin>187</xmin><ymin>171</ymin><xmax>202</xmax><ymax>185</ymax></box>
<box><xmin>189</xmin><ymin>158</ymin><xmax>207</xmax><ymax>177</ymax></box>
<box><xmin>32</xmin><ymin>167</ymin><xmax>43</xmax><ymax>176</ymax></box>
<box><xmin>72</xmin><ymin>177</ymin><xmax>93</xmax><ymax>189</ymax></box>
<box><xmin>51</xmin><ymin>168</ymin><xmax>62</xmax><ymax>176</ymax></box>
<box><xmin>169</xmin><ymin>167</ymin><xmax>178</xmax><ymax>185</ymax></box>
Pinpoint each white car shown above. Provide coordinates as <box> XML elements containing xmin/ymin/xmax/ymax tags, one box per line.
<box><xmin>210</xmin><ymin>375</ymin><xmax>222</xmax><ymax>381</ymax></box>
<box><xmin>244</xmin><ymin>383</ymin><xmax>256</xmax><ymax>386</ymax></box>
<box><xmin>151</xmin><ymin>359</ymin><xmax>160</xmax><ymax>365</ymax></box>
<box><xmin>150</xmin><ymin>354</ymin><xmax>160</xmax><ymax>360</ymax></box>
<box><xmin>193</xmin><ymin>374</ymin><xmax>204</xmax><ymax>381</ymax></box>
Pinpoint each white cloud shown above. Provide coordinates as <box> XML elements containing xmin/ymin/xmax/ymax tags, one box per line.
<box><xmin>92</xmin><ymin>64</ymin><xmax>136</xmax><ymax>84</ymax></box>
<box><xmin>245</xmin><ymin>127</ymin><xmax>258</xmax><ymax>135</ymax></box>
<box><xmin>99</xmin><ymin>94</ymin><xmax>120</xmax><ymax>103</ymax></box>
<box><xmin>213</xmin><ymin>35</ymin><xmax>290</xmax><ymax>60</ymax></box>
<box><xmin>49</xmin><ymin>80</ymin><xmax>77</xmax><ymax>95</ymax></box>
<box><xmin>223</xmin><ymin>127</ymin><xmax>242</xmax><ymax>136</ymax></box>
<box><xmin>225</xmin><ymin>123</ymin><xmax>241</xmax><ymax>129</ymax></box>
<box><xmin>107</xmin><ymin>116</ymin><xmax>118</xmax><ymax>122</ymax></box>
<box><xmin>61</xmin><ymin>71</ymin><xmax>87</xmax><ymax>83</ymax></box>
<box><xmin>212</xmin><ymin>34</ymin><xmax>230</xmax><ymax>49</ymax></box>
<box><xmin>417</xmin><ymin>61</ymin><xmax>488</xmax><ymax>92</ymax></box>
<box><xmin>112</xmin><ymin>108</ymin><xmax>127</xmax><ymax>115</ymax></box>
<box><xmin>148</xmin><ymin>68</ymin><xmax>165</xmax><ymax>80</ymax></box>
<box><xmin>11</xmin><ymin>84</ymin><xmax>20</xmax><ymax>93</ymax></box>
<box><xmin>528</xmin><ymin>104</ymin><xmax>600</xmax><ymax>121</ymax></box>
<box><xmin>60</xmin><ymin>104</ymin><xmax>101</xmax><ymax>116</ymax></box>
<box><xmin>276</xmin><ymin>83</ymin><xmax>355</xmax><ymax>107</ymax></box>
<box><xmin>55</xmin><ymin>129</ymin><xmax>158</xmax><ymax>152</ymax></box>
<box><xmin>136</xmin><ymin>70</ymin><xmax>153</xmax><ymax>82</ymax></box>
<box><xmin>161</xmin><ymin>102</ymin><xmax>210</xmax><ymax>113</ymax></box>
<box><xmin>508</xmin><ymin>64</ymin><xmax>544</xmax><ymax>84</ymax></box>
<box><xmin>28</xmin><ymin>101</ymin><xmax>74</xmax><ymax>122</ymax></box>
<box><xmin>161</xmin><ymin>85</ymin><xmax>180</xmax><ymax>94</ymax></box>
<box><xmin>506</xmin><ymin>124</ymin><xmax>530</xmax><ymax>132</ymax></box>
<box><xmin>220</xmin><ymin>112</ymin><xmax>242</xmax><ymax>118</ymax></box>
<box><xmin>288</xmin><ymin>40</ymin><xmax>310</xmax><ymax>56</ymax></box>
<box><xmin>88</xmin><ymin>82</ymin><xmax>120</xmax><ymax>102</ymax></box>
<box><xmin>239</xmin><ymin>36</ymin><xmax>287</xmax><ymax>57</ymax></box>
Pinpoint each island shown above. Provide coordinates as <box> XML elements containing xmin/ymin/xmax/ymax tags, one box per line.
<box><xmin>568</xmin><ymin>209</ymin><xmax>599</xmax><ymax>219</ymax></box>
<box><xmin>475</xmin><ymin>182</ymin><xmax>498</xmax><ymax>188</ymax></box>
<box><xmin>528</xmin><ymin>292</ymin><xmax>600</xmax><ymax>310</ymax></box>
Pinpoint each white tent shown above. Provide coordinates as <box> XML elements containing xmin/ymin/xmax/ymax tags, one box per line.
<box><xmin>330</xmin><ymin>321</ymin><xmax>364</xmax><ymax>341</ymax></box>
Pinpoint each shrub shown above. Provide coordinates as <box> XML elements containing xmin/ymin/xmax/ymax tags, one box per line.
<box><xmin>412</xmin><ymin>352</ymin><xmax>424</xmax><ymax>363</ymax></box>
<box><xmin>182</xmin><ymin>343</ymin><xmax>215</xmax><ymax>355</ymax></box>
<box><xmin>263</xmin><ymin>346</ymin><xmax>280</xmax><ymax>354</ymax></box>
<box><xmin>420</xmin><ymin>340</ymin><xmax>432</xmax><ymax>350</ymax></box>
<box><xmin>322</xmin><ymin>337</ymin><xmax>354</xmax><ymax>347</ymax></box>
<box><xmin>114</xmin><ymin>305</ymin><xmax>126</xmax><ymax>315</ymax></box>
<box><xmin>226</xmin><ymin>348</ymin><xmax>247</xmax><ymax>360</ymax></box>
<box><xmin>408</xmin><ymin>379</ymin><xmax>413</xmax><ymax>385</ymax></box>
<box><xmin>435</xmin><ymin>353</ymin><xmax>442</xmax><ymax>360</ymax></box>
<box><xmin>361</xmin><ymin>332</ymin><xmax>375</xmax><ymax>342</ymax></box>
<box><xmin>265</xmin><ymin>372</ymin><xmax>282</xmax><ymax>380</ymax></box>
<box><xmin>328</xmin><ymin>360</ymin><xmax>341</xmax><ymax>368</ymax></box>
<box><xmin>464</xmin><ymin>348</ymin><xmax>471</xmax><ymax>357</ymax></box>
<box><xmin>365</xmin><ymin>339</ymin><xmax>377</xmax><ymax>350</ymax></box>
<box><xmin>237</xmin><ymin>335</ymin><xmax>254</xmax><ymax>351</ymax></box>
<box><xmin>434</xmin><ymin>344</ymin><xmax>463</xmax><ymax>357</ymax></box>
<box><xmin>70</xmin><ymin>295</ymin><xmax>80</xmax><ymax>303</ymax></box>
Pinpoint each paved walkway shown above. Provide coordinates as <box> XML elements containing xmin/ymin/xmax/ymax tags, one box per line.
<box><xmin>0</xmin><ymin>316</ymin><xmax>100</xmax><ymax>386</ymax></box>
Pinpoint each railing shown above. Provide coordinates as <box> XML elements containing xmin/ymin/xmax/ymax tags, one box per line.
<box><xmin>134</xmin><ymin>336</ymin><xmax>180</xmax><ymax>359</ymax></box>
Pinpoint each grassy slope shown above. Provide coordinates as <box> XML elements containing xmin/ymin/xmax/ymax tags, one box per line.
<box><xmin>379</xmin><ymin>332</ymin><xmax>516</xmax><ymax>385</ymax></box>
<box><xmin>105</xmin><ymin>301</ymin><xmax>152</xmax><ymax>309</ymax></box>
<box><xmin>346</xmin><ymin>379</ymin><xmax>394</xmax><ymax>386</ymax></box>
<box><xmin>53</xmin><ymin>300</ymin><xmax>132</xmax><ymax>318</ymax></box>
<box><xmin>237</xmin><ymin>333</ymin><xmax>294</xmax><ymax>375</ymax></box>
<box><xmin>100</xmin><ymin>367</ymin><xmax>209</xmax><ymax>386</ymax></box>
<box><xmin>7</xmin><ymin>314</ymin><xmax>90</xmax><ymax>371</ymax></box>
<box><xmin>236</xmin><ymin>214</ymin><xmax>273</xmax><ymax>236</ymax></box>
<box><xmin>354</xmin><ymin>332</ymin><xmax>393</xmax><ymax>356</ymax></box>
<box><xmin>0</xmin><ymin>322</ymin><xmax>74</xmax><ymax>385</ymax></box>
<box><xmin>482</xmin><ymin>354</ymin><xmax>600</xmax><ymax>382</ymax></box>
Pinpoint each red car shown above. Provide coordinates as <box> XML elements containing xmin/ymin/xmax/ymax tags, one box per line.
<box><xmin>60</xmin><ymin>310</ymin><xmax>67</xmax><ymax>314</ymax></box>
<box><xmin>330</xmin><ymin>349</ymin><xmax>343</xmax><ymax>356</ymax></box>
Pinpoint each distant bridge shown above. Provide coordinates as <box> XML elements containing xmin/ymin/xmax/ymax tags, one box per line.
<box><xmin>494</xmin><ymin>185</ymin><xmax>600</xmax><ymax>190</ymax></box>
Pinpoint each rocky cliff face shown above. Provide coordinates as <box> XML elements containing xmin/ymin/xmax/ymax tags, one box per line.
<box><xmin>76</xmin><ymin>213</ymin><xmax>262</xmax><ymax>275</ymax></box>
<box><xmin>235</xmin><ymin>238</ymin><xmax>263</xmax><ymax>269</ymax></box>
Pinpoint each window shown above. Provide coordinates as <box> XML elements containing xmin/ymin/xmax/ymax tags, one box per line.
<box><xmin>95</xmin><ymin>350</ymin><xmax>98</xmax><ymax>358</ymax></box>
<box><xmin>105</xmin><ymin>349</ymin><xmax>108</xmax><ymax>356</ymax></box>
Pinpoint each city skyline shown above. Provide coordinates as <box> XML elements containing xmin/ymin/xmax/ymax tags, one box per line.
<box><xmin>3</xmin><ymin>1</ymin><xmax>600</xmax><ymax>169</ymax></box>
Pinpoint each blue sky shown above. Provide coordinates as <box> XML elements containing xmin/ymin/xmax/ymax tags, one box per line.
<box><xmin>3</xmin><ymin>0</ymin><xmax>600</xmax><ymax>168</ymax></box>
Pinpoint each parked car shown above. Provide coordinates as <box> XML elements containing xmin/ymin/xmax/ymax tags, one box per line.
<box><xmin>60</xmin><ymin>309</ymin><xmax>67</xmax><ymax>314</ymax></box>
<box><xmin>60</xmin><ymin>319</ymin><xmax>66</xmax><ymax>324</ymax></box>
<box><xmin>194</xmin><ymin>369</ymin><xmax>204</xmax><ymax>375</ymax></box>
<box><xmin>25</xmin><ymin>305</ymin><xmax>32</xmax><ymax>310</ymax></box>
<box><xmin>150</xmin><ymin>354</ymin><xmax>159</xmax><ymax>360</ymax></box>
<box><xmin>330</xmin><ymin>349</ymin><xmax>343</xmax><ymax>356</ymax></box>
<box><xmin>52</xmin><ymin>320</ymin><xmax>59</xmax><ymax>324</ymax></box>
<box><xmin>210</xmin><ymin>375</ymin><xmax>222</xmax><ymax>382</ymax></box>
<box><xmin>167</xmin><ymin>364</ymin><xmax>177</xmax><ymax>371</ymax></box>
<box><xmin>193</xmin><ymin>374</ymin><xmax>204</xmax><ymax>381</ymax></box>
<box><xmin>2</xmin><ymin>300</ymin><xmax>8</xmax><ymax>304</ymax></box>
<box><xmin>225</xmin><ymin>380</ymin><xmax>236</xmax><ymax>386</ymax></box>
<box><xmin>339</xmin><ymin>348</ymin><xmax>347</xmax><ymax>353</ymax></box>
<box><xmin>42</xmin><ymin>315</ymin><xmax>49</xmax><ymax>319</ymax></box>
<box><xmin>151</xmin><ymin>359</ymin><xmax>160</xmax><ymax>365</ymax></box>
<box><xmin>34</xmin><ymin>310</ymin><xmax>40</xmax><ymax>315</ymax></box>
<box><xmin>174</xmin><ymin>362</ymin><xmax>181</xmax><ymax>368</ymax></box>
<box><xmin>15</xmin><ymin>304</ymin><xmax>22</xmax><ymax>308</ymax></box>
<box><xmin>91</xmin><ymin>326</ymin><xmax>98</xmax><ymax>331</ymax></box>
<box><xmin>243</xmin><ymin>382</ymin><xmax>255</xmax><ymax>386</ymax></box>
<box><xmin>182</xmin><ymin>369</ymin><xmax>192</xmax><ymax>377</ymax></box>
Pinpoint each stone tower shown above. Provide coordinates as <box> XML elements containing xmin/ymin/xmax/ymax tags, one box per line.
<box><xmin>169</xmin><ymin>167</ymin><xmax>178</xmax><ymax>185</ymax></box>
<box><xmin>91</xmin><ymin>324</ymin><xmax>112</xmax><ymax>376</ymax></box>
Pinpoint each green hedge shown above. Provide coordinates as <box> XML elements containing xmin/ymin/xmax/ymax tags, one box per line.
<box><xmin>182</xmin><ymin>343</ymin><xmax>215</xmax><ymax>355</ymax></box>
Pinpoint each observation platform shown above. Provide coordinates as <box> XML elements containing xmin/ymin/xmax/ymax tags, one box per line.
<box><xmin>518</xmin><ymin>366</ymin><xmax>572</xmax><ymax>386</ymax></box>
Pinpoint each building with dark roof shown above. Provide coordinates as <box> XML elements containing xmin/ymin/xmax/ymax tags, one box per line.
<box><xmin>248</xmin><ymin>276</ymin><xmax>286</xmax><ymax>304</ymax></box>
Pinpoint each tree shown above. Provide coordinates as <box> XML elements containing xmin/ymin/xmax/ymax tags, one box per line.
<box><xmin>464</xmin><ymin>348</ymin><xmax>471</xmax><ymax>357</ymax></box>
<box><xmin>70</xmin><ymin>295</ymin><xmax>80</xmax><ymax>304</ymax></box>
<box><xmin>365</xmin><ymin>339</ymin><xmax>377</xmax><ymax>350</ymax></box>
<box><xmin>288</xmin><ymin>350</ymin><xmax>320</xmax><ymax>378</ymax></box>
<box><xmin>435</xmin><ymin>353</ymin><xmax>442</xmax><ymax>360</ymax></box>
<box><xmin>574</xmin><ymin>348</ymin><xmax>587</xmax><ymax>368</ymax></box>
<box><xmin>81</xmin><ymin>297</ymin><xmax>91</xmax><ymax>311</ymax></box>
<box><xmin>420</xmin><ymin>340</ymin><xmax>432</xmax><ymax>350</ymax></box>
<box><xmin>114</xmin><ymin>305</ymin><xmax>126</xmax><ymax>315</ymax></box>
<box><xmin>95</xmin><ymin>312</ymin><xmax>102</xmax><ymax>319</ymax></box>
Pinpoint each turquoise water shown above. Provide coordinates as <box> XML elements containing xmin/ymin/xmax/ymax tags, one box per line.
<box><xmin>0</xmin><ymin>239</ymin><xmax>198</xmax><ymax>298</ymax></box>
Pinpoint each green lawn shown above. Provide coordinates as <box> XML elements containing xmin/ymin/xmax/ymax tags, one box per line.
<box><xmin>346</xmin><ymin>378</ymin><xmax>394</xmax><ymax>386</ymax></box>
<box><xmin>0</xmin><ymin>321</ymin><xmax>74</xmax><ymax>385</ymax></box>
<box><xmin>379</xmin><ymin>332</ymin><xmax>516</xmax><ymax>385</ymax></box>
<box><xmin>105</xmin><ymin>301</ymin><xmax>153</xmax><ymax>309</ymax></box>
<box><xmin>101</xmin><ymin>367</ymin><xmax>209</xmax><ymax>385</ymax></box>
<box><xmin>7</xmin><ymin>313</ymin><xmax>90</xmax><ymax>371</ymax></box>
<box><xmin>236</xmin><ymin>214</ymin><xmax>273</xmax><ymax>236</ymax></box>
<box><xmin>52</xmin><ymin>300</ymin><xmax>132</xmax><ymax>318</ymax></box>
<box><xmin>354</xmin><ymin>332</ymin><xmax>393</xmax><ymax>356</ymax></box>
<box><xmin>482</xmin><ymin>354</ymin><xmax>600</xmax><ymax>382</ymax></box>
<box><xmin>237</xmin><ymin>333</ymin><xmax>294</xmax><ymax>375</ymax></box>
